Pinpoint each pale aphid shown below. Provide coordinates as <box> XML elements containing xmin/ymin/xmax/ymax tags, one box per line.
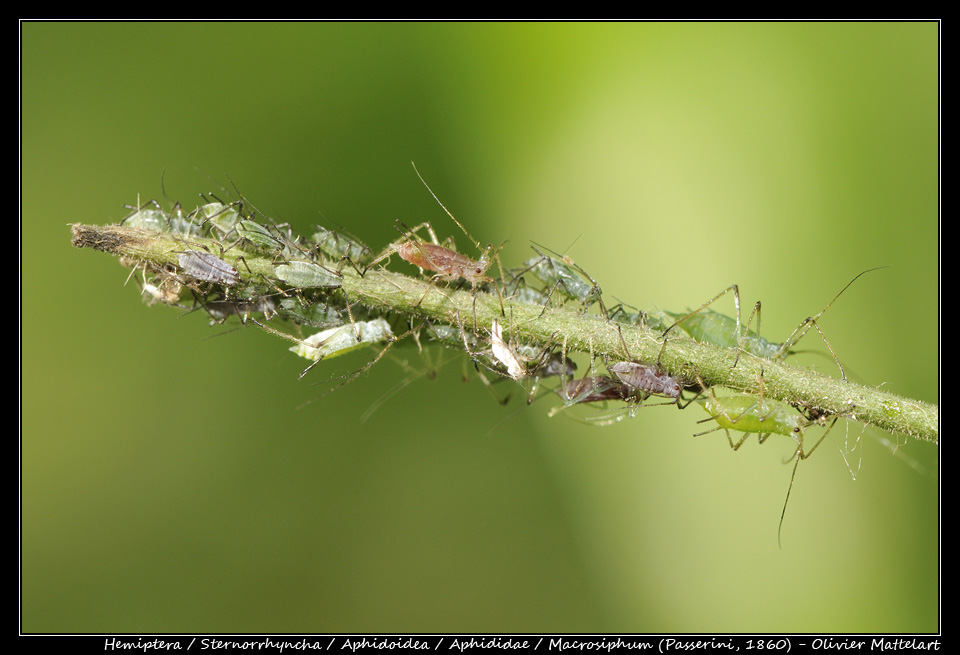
<box><xmin>121</xmin><ymin>197</ymin><xmax>203</xmax><ymax>238</ymax></box>
<box><xmin>290</xmin><ymin>318</ymin><xmax>395</xmax><ymax>362</ymax></box>
<box><xmin>237</xmin><ymin>219</ymin><xmax>286</xmax><ymax>253</ymax></box>
<box><xmin>178</xmin><ymin>250</ymin><xmax>239</xmax><ymax>287</ymax></box>
<box><xmin>518</xmin><ymin>243</ymin><xmax>606</xmax><ymax>315</ymax></box>
<box><xmin>274</xmin><ymin>260</ymin><xmax>342</xmax><ymax>289</ymax></box>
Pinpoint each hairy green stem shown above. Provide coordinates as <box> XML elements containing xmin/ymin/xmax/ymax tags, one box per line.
<box><xmin>72</xmin><ymin>223</ymin><xmax>939</xmax><ymax>444</ymax></box>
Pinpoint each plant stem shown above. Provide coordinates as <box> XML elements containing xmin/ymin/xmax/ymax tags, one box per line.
<box><xmin>71</xmin><ymin>223</ymin><xmax>939</xmax><ymax>445</ymax></box>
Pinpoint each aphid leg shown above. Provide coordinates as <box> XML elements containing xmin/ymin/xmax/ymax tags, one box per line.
<box><xmin>730</xmin><ymin>300</ymin><xmax>762</xmax><ymax>369</ymax></box>
<box><xmin>362</xmin><ymin>221</ymin><xmax>439</xmax><ymax>275</ymax></box>
<box><xmin>558</xmin><ymin>251</ymin><xmax>607</xmax><ymax>318</ymax></box>
<box><xmin>306</xmin><ymin>328</ymin><xmax>408</xmax><ymax>400</ymax></box>
<box><xmin>778</xmin><ymin>416</ymin><xmax>838</xmax><ymax>547</ymax></box>
<box><xmin>246</xmin><ymin>317</ymin><xmax>332</xmax><ymax>378</ymax></box>
<box><xmin>673</xmin><ymin>362</ymin><xmax>706</xmax><ymax>410</ymax></box>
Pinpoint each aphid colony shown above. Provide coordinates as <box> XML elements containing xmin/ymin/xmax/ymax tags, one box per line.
<box><xmin>116</xmin><ymin>179</ymin><xmax>866</xmax><ymax>428</ymax></box>
<box><xmin>111</xmin><ymin>172</ymin><xmax>873</xmax><ymax>533</ymax></box>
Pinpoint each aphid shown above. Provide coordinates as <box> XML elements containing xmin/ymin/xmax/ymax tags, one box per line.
<box><xmin>121</xmin><ymin>206</ymin><xmax>168</xmax><ymax>232</ymax></box>
<box><xmin>365</xmin><ymin>164</ymin><xmax>504</xmax><ymax>328</ymax></box>
<box><xmin>396</xmin><ymin>238</ymin><xmax>493</xmax><ymax>286</ymax></box>
<box><xmin>237</xmin><ymin>219</ymin><xmax>286</xmax><ymax>253</ymax></box>
<box><xmin>274</xmin><ymin>260</ymin><xmax>342</xmax><ymax>289</ymax></box>
<box><xmin>558</xmin><ymin>375</ymin><xmax>635</xmax><ymax>406</ymax></box>
<box><xmin>178</xmin><ymin>250</ymin><xmax>239</xmax><ymax>287</ymax></box>
<box><xmin>695</xmin><ymin>392</ymin><xmax>838</xmax><ymax>544</ymax></box>
<box><xmin>607</xmin><ymin>361</ymin><xmax>686</xmax><ymax>404</ymax></box>
<box><xmin>289</xmin><ymin>318</ymin><xmax>395</xmax><ymax>363</ymax></box>
<box><xmin>310</xmin><ymin>224</ymin><xmax>372</xmax><ymax>266</ymax></box>
<box><xmin>194</xmin><ymin>201</ymin><xmax>241</xmax><ymax>240</ymax></box>
<box><xmin>661</xmin><ymin>268</ymin><xmax>885</xmax><ymax>379</ymax></box>
<box><xmin>697</xmin><ymin>394</ymin><xmax>817</xmax><ymax>447</ymax></box>
<box><xmin>121</xmin><ymin>198</ymin><xmax>203</xmax><ymax>237</ymax></box>
<box><xmin>519</xmin><ymin>243</ymin><xmax>605</xmax><ymax>314</ymax></box>
<box><xmin>276</xmin><ymin>297</ymin><xmax>342</xmax><ymax>328</ymax></box>
<box><xmin>197</xmin><ymin>295</ymin><xmax>278</xmax><ymax>324</ymax></box>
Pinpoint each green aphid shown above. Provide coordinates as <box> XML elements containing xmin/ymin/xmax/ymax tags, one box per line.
<box><xmin>196</xmin><ymin>201</ymin><xmax>240</xmax><ymax>236</ymax></box>
<box><xmin>701</xmin><ymin>393</ymin><xmax>805</xmax><ymax>440</ymax></box>
<box><xmin>699</xmin><ymin>392</ymin><xmax>837</xmax><ymax>545</ymax></box>
<box><xmin>667</xmin><ymin>309</ymin><xmax>783</xmax><ymax>360</ymax></box>
<box><xmin>274</xmin><ymin>260</ymin><xmax>342</xmax><ymax>289</ymax></box>
<box><xmin>310</xmin><ymin>226</ymin><xmax>371</xmax><ymax>265</ymax></box>
<box><xmin>237</xmin><ymin>219</ymin><xmax>285</xmax><ymax>252</ymax></box>
<box><xmin>663</xmin><ymin>269</ymin><xmax>884</xmax><ymax>378</ymax></box>
<box><xmin>290</xmin><ymin>318</ymin><xmax>394</xmax><ymax>362</ymax></box>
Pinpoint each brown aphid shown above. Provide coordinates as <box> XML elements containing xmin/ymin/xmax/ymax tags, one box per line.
<box><xmin>397</xmin><ymin>240</ymin><xmax>492</xmax><ymax>285</ymax></box>
<box><xmin>560</xmin><ymin>375</ymin><xmax>635</xmax><ymax>405</ymax></box>
<box><xmin>607</xmin><ymin>361</ymin><xmax>682</xmax><ymax>400</ymax></box>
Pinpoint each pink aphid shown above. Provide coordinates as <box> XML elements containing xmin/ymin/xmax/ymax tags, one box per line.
<box><xmin>397</xmin><ymin>241</ymin><xmax>491</xmax><ymax>285</ymax></box>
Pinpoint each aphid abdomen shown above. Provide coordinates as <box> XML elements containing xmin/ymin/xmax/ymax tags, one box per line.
<box><xmin>607</xmin><ymin>361</ymin><xmax>682</xmax><ymax>399</ymax></box>
<box><xmin>178</xmin><ymin>250</ymin><xmax>239</xmax><ymax>286</ymax></box>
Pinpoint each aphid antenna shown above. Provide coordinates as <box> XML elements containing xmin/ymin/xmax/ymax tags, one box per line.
<box><xmin>225</xmin><ymin>172</ymin><xmax>268</xmax><ymax>221</ymax></box>
<box><xmin>774</xmin><ymin>267</ymin><xmax>889</xmax><ymax>380</ymax></box>
<box><xmin>411</xmin><ymin>162</ymin><xmax>484</xmax><ymax>254</ymax></box>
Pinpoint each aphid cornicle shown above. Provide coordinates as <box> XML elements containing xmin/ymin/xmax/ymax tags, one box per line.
<box><xmin>178</xmin><ymin>250</ymin><xmax>239</xmax><ymax>286</ymax></box>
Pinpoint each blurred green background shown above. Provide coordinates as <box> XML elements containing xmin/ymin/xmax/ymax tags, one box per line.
<box><xmin>22</xmin><ymin>22</ymin><xmax>938</xmax><ymax>633</ymax></box>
